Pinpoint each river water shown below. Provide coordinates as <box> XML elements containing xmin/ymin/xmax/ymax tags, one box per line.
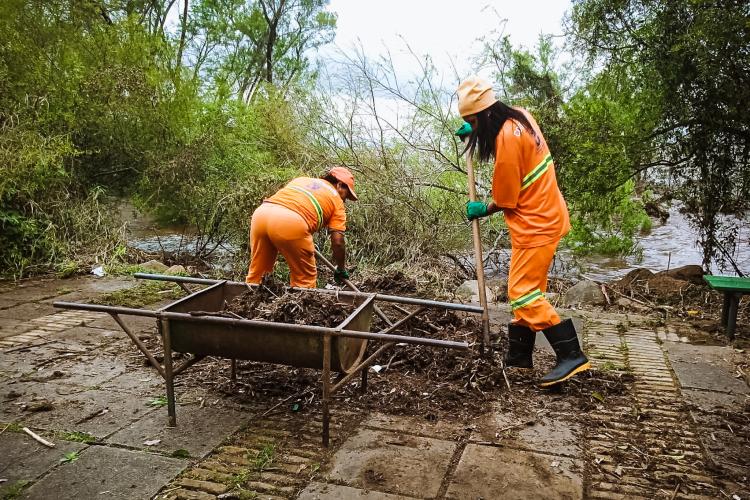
<box><xmin>560</xmin><ymin>205</ymin><xmax>750</xmax><ymax>281</ymax></box>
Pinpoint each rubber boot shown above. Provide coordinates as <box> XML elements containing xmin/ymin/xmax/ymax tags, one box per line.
<box><xmin>505</xmin><ymin>323</ymin><xmax>535</xmax><ymax>368</ymax></box>
<box><xmin>539</xmin><ymin>319</ymin><xmax>591</xmax><ymax>387</ymax></box>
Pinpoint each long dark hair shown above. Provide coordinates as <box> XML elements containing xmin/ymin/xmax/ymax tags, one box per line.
<box><xmin>466</xmin><ymin>101</ymin><xmax>536</xmax><ymax>162</ymax></box>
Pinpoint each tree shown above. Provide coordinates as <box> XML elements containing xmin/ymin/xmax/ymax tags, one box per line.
<box><xmin>567</xmin><ymin>0</ymin><xmax>750</xmax><ymax>271</ymax></box>
<box><xmin>189</xmin><ymin>0</ymin><xmax>336</xmax><ymax>101</ymax></box>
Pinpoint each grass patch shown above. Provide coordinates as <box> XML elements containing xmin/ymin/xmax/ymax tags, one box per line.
<box><xmin>92</xmin><ymin>281</ymin><xmax>183</xmax><ymax>308</ymax></box>
<box><xmin>171</xmin><ymin>449</ymin><xmax>190</xmax><ymax>458</ymax></box>
<box><xmin>229</xmin><ymin>470</ymin><xmax>250</xmax><ymax>489</ymax></box>
<box><xmin>103</xmin><ymin>263</ymin><xmax>151</xmax><ymax>276</ymax></box>
<box><xmin>225</xmin><ymin>470</ymin><xmax>260</xmax><ymax>500</ymax></box>
<box><xmin>251</xmin><ymin>443</ymin><xmax>275</xmax><ymax>472</ymax></box>
<box><xmin>147</xmin><ymin>395</ymin><xmax>169</xmax><ymax>408</ymax></box>
<box><xmin>56</xmin><ymin>430</ymin><xmax>96</xmax><ymax>443</ymax></box>
<box><xmin>598</xmin><ymin>361</ymin><xmax>629</xmax><ymax>372</ymax></box>
<box><xmin>59</xmin><ymin>451</ymin><xmax>80</xmax><ymax>463</ymax></box>
<box><xmin>2</xmin><ymin>480</ymin><xmax>30</xmax><ymax>500</ymax></box>
<box><xmin>1</xmin><ymin>422</ymin><xmax>24</xmax><ymax>433</ymax></box>
<box><xmin>618</xmin><ymin>338</ymin><xmax>630</xmax><ymax>354</ymax></box>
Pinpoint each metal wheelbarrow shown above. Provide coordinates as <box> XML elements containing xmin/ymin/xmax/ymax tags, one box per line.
<box><xmin>54</xmin><ymin>274</ymin><xmax>480</xmax><ymax>445</ymax></box>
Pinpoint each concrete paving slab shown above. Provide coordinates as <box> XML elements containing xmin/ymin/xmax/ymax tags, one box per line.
<box><xmin>0</xmin><ymin>283</ymin><xmax>63</xmax><ymax>303</ymax></box>
<box><xmin>682</xmin><ymin>388</ymin><xmax>748</xmax><ymax>411</ymax></box>
<box><xmin>0</xmin><ymin>297</ymin><xmax>23</xmax><ymax>310</ymax></box>
<box><xmin>664</xmin><ymin>342</ymin><xmax>749</xmax><ymax>394</ymax></box>
<box><xmin>0</xmin><ymin>345</ymin><xmax>85</xmax><ymax>387</ymax></box>
<box><xmin>99</xmin><ymin>368</ymin><xmax>164</xmax><ymax>395</ymax></box>
<box><xmin>1</xmin><ymin>379</ymin><xmax>90</xmax><ymax>423</ymax></box>
<box><xmin>22</xmin><ymin>444</ymin><xmax>187</xmax><ymax>500</ymax></box>
<box><xmin>86</xmin><ymin>313</ymin><xmax>156</xmax><ymax>334</ymax></box>
<box><xmin>327</xmin><ymin>428</ymin><xmax>456</xmax><ymax>498</ymax></box>
<box><xmin>471</xmin><ymin>405</ymin><xmax>582</xmax><ymax>458</ymax></box>
<box><xmin>19</xmin><ymin>388</ymin><xmax>158</xmax><ymax>438</ymax></box>
<box><xmin>0</xmin><ymin>431</ymin><xmax>88</xmax><ymax>495</ymax></box>
<box><xmin>71</xmin><ymin>276</ymin><xmax>137</xmax><ymax>294</ymax></box>
<box><xmin>0</xmin><ymin>317</ymin><xmax>32</xmax><ymax>339</ymax></box>
<box><xmin>20</xmin><ymin>354</ymin><xmax>128</xmax><ymax>388</ymax></box>
<box><xmin>0</xmin><ymin>303</ymin><xmax>57</xmax><ymax>321</ymax></box>
<box><xmin>41</xmin><ymin>327</ymin><xmax>121</xmax><ymax>353</ymax></box>
<box><xmin>298</xmin><ymin>482</ymin><xmax>418</xmax><ymax>499</ymax></box>
<box><xmin>107</xmin><ymin>404</ymin><xmax>248</xmax><ymax>458</ymax></box>
<box><xmin>361</xmin><ymin>412</ymin><xmax>463</xmax><ymax>440</ymax></box>
<box><xmin>445</xmin><ymin>444</ymin><xmax>583</xmax><ymax>500</ymax></box>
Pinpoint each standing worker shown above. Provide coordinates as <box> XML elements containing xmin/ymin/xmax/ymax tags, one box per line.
<box><xmin>246</xmin><ymin>167</ymin><xmax>357</xmax><ymax>288</ymax></box>
<box><xmin>456</xmin><ymin>76</ymin><xmax>590</xmax><ymax>387</ymax></box>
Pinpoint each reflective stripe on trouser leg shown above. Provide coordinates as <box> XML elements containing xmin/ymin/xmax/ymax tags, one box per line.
<box><xmin>508</xmin><ymin>241</ymin><xmax>561</xmax><ymax>331</ymax></box>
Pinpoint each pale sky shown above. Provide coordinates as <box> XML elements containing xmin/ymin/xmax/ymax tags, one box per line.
<box><xmin>321</xmin><ymin>0</ymin><xmax>572</xmax><ymax>80</ymax></box>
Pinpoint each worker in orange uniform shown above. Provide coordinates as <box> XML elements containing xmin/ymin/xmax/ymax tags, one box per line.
<box><xmin>246</xmin><ymin>167</ymin><xmax>357</xmax><ymax>288</ymax></box>
<box><xmin>456</xmin><ymin>76</ymin><xmax>590</xmax><ymax>387</ymax></box>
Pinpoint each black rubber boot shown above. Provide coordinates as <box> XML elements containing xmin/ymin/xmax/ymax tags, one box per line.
<box><xmin>505</xmin><ymin>323</ymin><xmax>535</xmax><ymax>368</ymax></box>
<box><xmin>539</xmin><ymin>319</ymin><xmax>591</xmax><ymax>387</ymax></box>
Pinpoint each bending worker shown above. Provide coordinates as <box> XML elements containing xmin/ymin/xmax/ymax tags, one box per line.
<box><xmin>456</xmin><ymin>76</ymin><xmax>590</xmax><ymax>387</ymax></box>
<box><xmin>246</xmin><ymin>167</ymin><xmax>357</xmax><ymax>288</ymax></box>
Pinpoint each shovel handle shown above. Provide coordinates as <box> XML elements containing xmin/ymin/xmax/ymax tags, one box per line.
<box><xmin>466</xmin><ymin>151</ymin><xmax>492</xmax><ymax>350</ymax></box>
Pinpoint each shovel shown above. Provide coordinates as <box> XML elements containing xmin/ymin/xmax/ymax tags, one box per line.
<box><xmin>465</xmin><ymin>149</ymin><xmax>492</xmax><ymax>351</ymax></box>
<box><xmin>466</xmin><ymin>149</ymin><xmax>511</xmax><ymax>389</ymax></box>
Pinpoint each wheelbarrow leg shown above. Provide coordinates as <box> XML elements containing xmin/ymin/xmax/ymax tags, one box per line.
<box><xmin>160</xmin><ymin>318</ymin><xmax>177</xmax><ymax>427</ymax></box>
<box><xmin>230</xmin><ymin>359</ymin><xmax>237</xmax><ymax>381</ymax></box>
<box><xmin>322</xmin><ymin>334</ymin><xmax>331</xmax><ymax>448</ymax></box>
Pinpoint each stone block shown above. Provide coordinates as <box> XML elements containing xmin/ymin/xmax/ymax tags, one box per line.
<box><xmin>298</xmin><ymin>482</ymin><xmax>418</xmax><ymax>499</ymax></box>
<box><xmin>107</xmin><ymin>404</ymin><xmax>248</xmax><ymax>458</ymax></box>
<box><xmin>22</xmin><ymin>444</ymin><xmax>186</xmax><ymax>500</ymax></box>
<box><xmin>326</xmin><ymin>428</ymin><xmax>455</xmax><ymax>498</ymax></box>
<box><xmin>445</xmin><ymin>444</ymin><xmax>583</xmax><ymax>500</ymax></box>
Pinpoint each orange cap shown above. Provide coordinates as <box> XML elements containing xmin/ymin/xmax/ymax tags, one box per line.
<box><xmin>457</xmin><ymin>76</ymin><xmax>497</xmax><ymax>117</ymax></box>
<box><xmin>328</xmin><ymin>166</ymin><xmax>358</xmax><ymax>201</ymax></box>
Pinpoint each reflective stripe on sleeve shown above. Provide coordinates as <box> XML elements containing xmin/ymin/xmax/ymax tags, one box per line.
<box><xmin>289</xmin><ymin>186</ymin><xmax>324</xmax><ymax>230</ymax></box>
<box><xmin>521</xmin><ymin>153</ymin><xmax>553</xmax><ymax>190</ymax></box>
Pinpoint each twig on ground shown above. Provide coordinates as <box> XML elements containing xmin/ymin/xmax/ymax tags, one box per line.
<box><xmin>260</xmin><ymin>390</ymin><xmax>312</xmax><ymax>417</ymax></box>
<box><xmin>75</xmin><ymin>408</ymin><xmax>109</xmax><ymax>425</ymax></box>
<box><xmin>670</xmin><ymin>483</ymin><xmax>681</xmax><ymax>500</ymax></box>
<box><xmin>23</xmin><ymin>427</ymin><xmax>55</xmax><ymax>448</ymax></box>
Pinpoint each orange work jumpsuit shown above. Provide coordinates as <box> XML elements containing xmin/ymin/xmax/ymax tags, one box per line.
<box><xmin>246</xmin><ymin>177</ymin><xmax>347</xmax><ymax>288</ymax></box>
<box><xmin>492</xmin><ymin>109</ymin><xmax>571</xmax><ymax>331</ymax></box>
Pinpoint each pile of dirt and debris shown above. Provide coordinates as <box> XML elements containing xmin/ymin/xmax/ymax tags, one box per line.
<box><xmin>223</xmin><ymin>276</ymin><xmax>357</xmax><ymax>328</ymax></box>
<box><xmin>610</xmin><ymin>267</ymin><xmax>708</xmax><ymax>307</ymax></box>
<box><xmin>125</xmin><ymin>273</ymin><xmax>633</xmax><ymax>425</ymax></box>
<box><xmin>167</xmin><ymin>297</ymin><xmax>633</xmax><ymax>422</ymax></box>
<box><xmin>607</xmin><ymin>266</ymin><xmax>749</xmax><ymax>340</ymax></box>
<box><xmin>358</xmin><ymin>270</ymin><xmax>419</xmax><ymax>296</ymax></box>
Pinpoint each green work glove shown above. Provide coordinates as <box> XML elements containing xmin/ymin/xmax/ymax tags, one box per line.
<box><xmin>334</xmin><ymin>267</ymin><xmax>350</xmax><ymax>284</ymax></box>
<box><xmin>466</xmin><ymin>201</ymin><xmax>489</xmax><ymax>221</ymax></box>
<box><xmin>455</xmin><ymin>121</ymin><xmax>473</xmax><ymax>139</ymax></box>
